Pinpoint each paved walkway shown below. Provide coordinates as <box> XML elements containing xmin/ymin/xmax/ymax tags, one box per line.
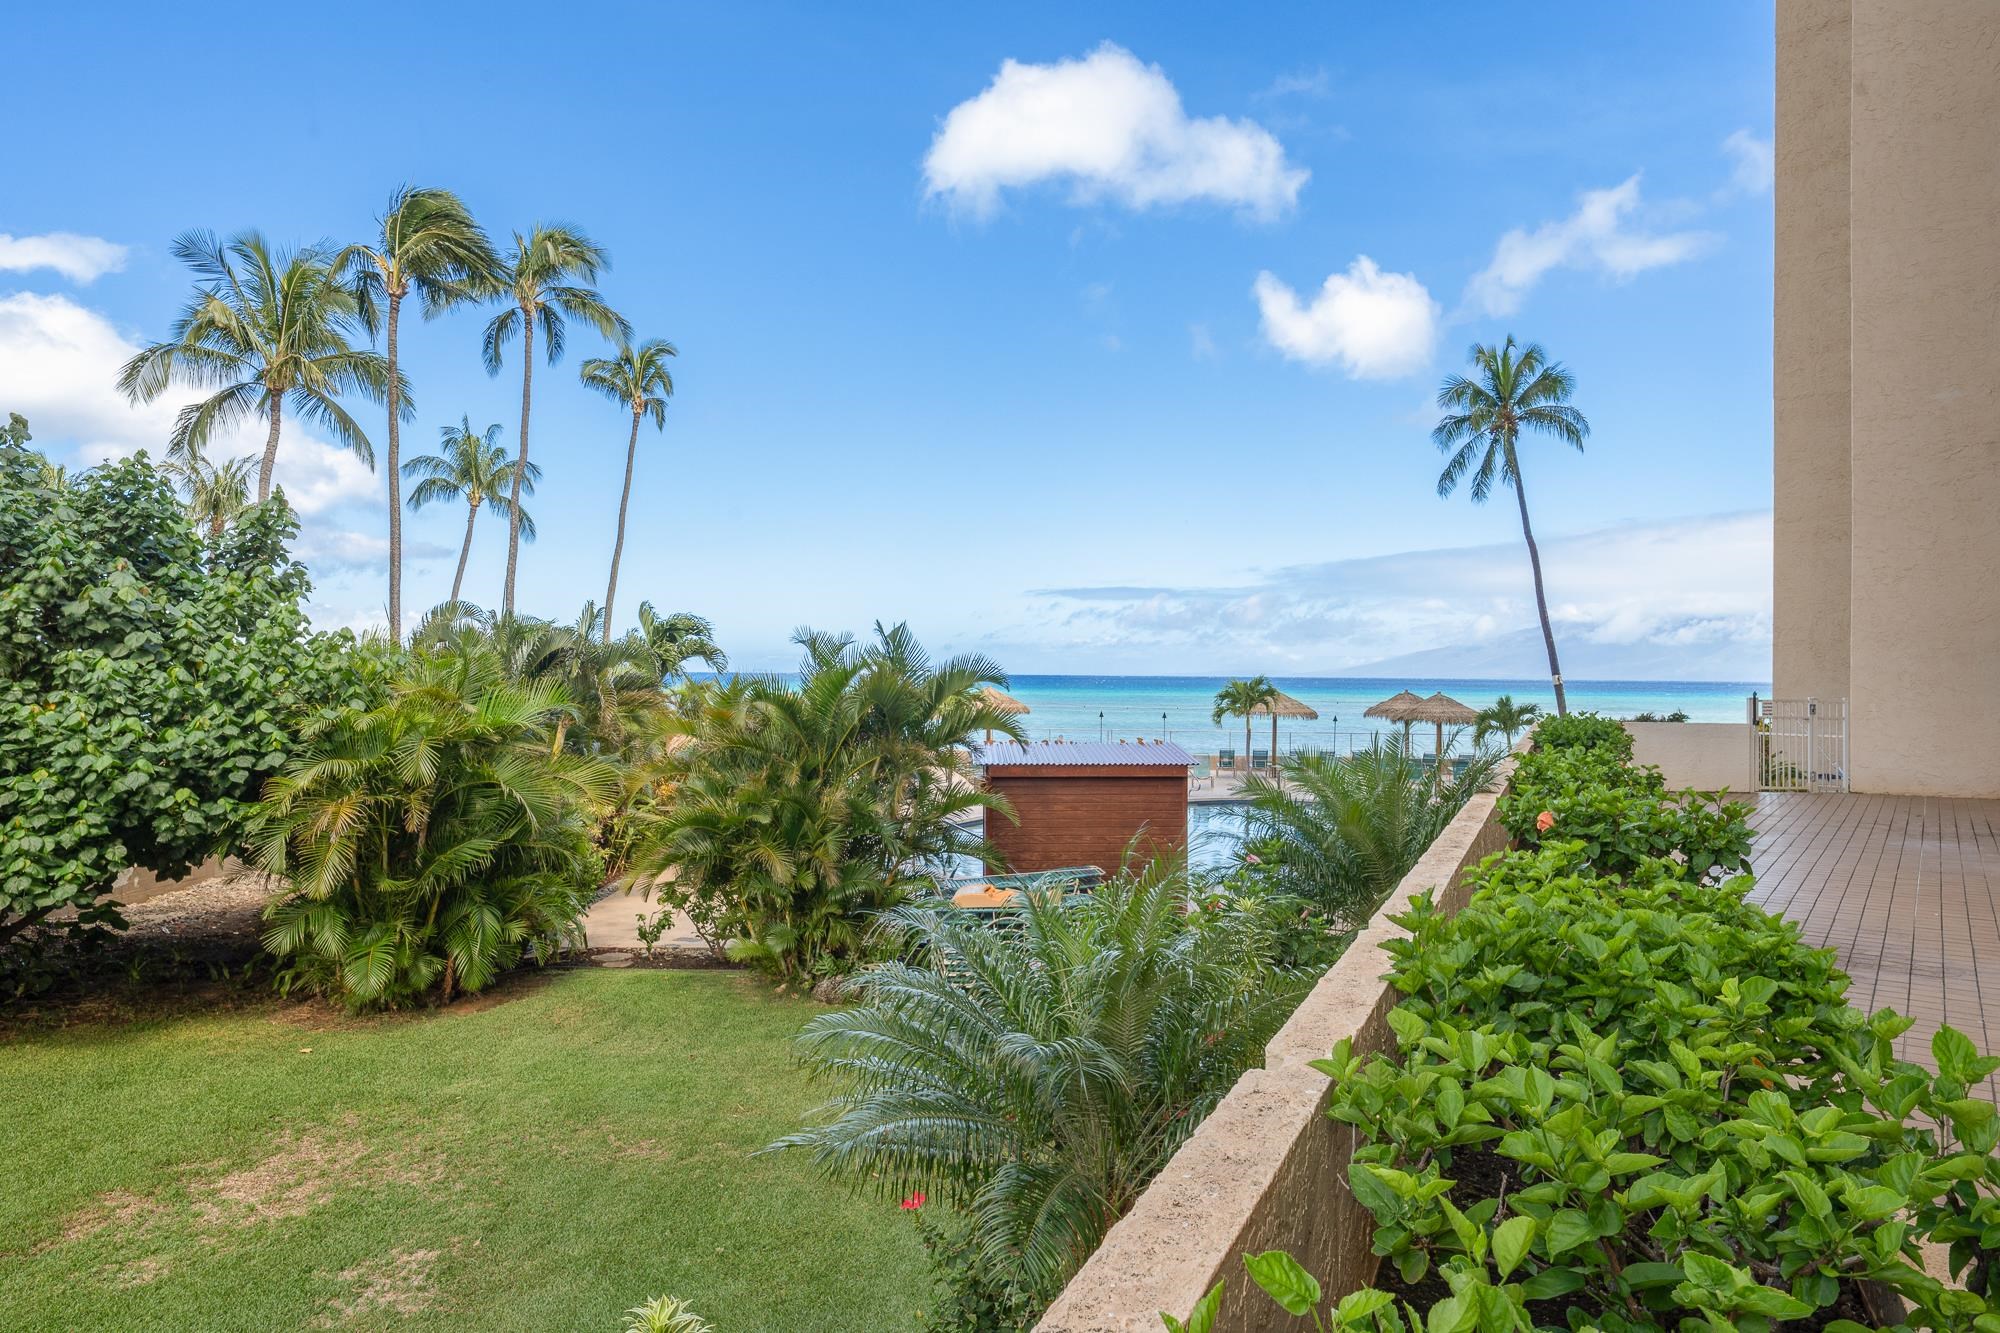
<box><xmin>1747</xmin><ymin>792</ymin><xmax>2000</xmax><ymax>1099</ymax></box>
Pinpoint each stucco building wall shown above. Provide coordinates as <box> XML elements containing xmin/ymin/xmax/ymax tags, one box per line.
<box><xmin>1775</xmin><ymin>0</ymin><xmax>2000</xmax><ymax>798</ymax></box>
<box><xmin>1624</xmin><ymin>722</ymin><xmax>1755</xmax><ymax>793</ymax></box>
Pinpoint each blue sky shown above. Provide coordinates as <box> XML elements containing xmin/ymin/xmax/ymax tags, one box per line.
<box><xmin>0</xmin><ymin>2</ymin><xmax>1775</xmax><ymax>677</ymax></box>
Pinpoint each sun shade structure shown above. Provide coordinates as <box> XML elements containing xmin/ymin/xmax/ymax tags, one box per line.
<box><xmin>976</xmin><ymin>687</ymin><xmax>1030</xmax><ymax>743</ymax></box>
<box><xmin>1363</xmin><ymin>689</ymin><xmax>1430</xmax><ymax>747</ymax></box>
<box><xmin>1409</xmin><ymin>691</ymin><xmax>1480</xmax><ymax>787</ymax></box>
<box><xmin>1250</xmin><ymin>689</ymin><xmax>1319</xmax><ymax>767</ymax></box>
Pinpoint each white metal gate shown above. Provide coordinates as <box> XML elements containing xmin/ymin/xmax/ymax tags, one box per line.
<box><xmin>1753</xmin><ymin>696</ymin><xmax>1848</xmax><ymax>793</ymax></box>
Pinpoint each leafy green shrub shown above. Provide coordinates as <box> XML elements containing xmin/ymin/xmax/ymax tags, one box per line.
<box><xmin>0</xmin><ymin>448</ymin><xmax>371</xmax><ymax>967</ymax></box>
<box><xmin>1501</xmin><ymin>747</ymin><xmax>1752</xmax><ymax>883</ymax></box>
<box><xmin>774</xmin><ymin>865</ymin><xmax>1309</xmax><ymax>1317</ymax></box>
<box><xmin>1530</xmin><ymin>711</ymin><xmax>1633</xmax><ymax>759</ymax></box>
<box><xmin>1164</xmin><ymin>737</ymin><xmax>2000</xmax><ymax>1333</ymax></box>
<box><xmin>250</xmin><ymin>641</ymin><xmax>615</xmax><ymax>1009</ymax></box>
<box><xmin>911</xmin><ymin>1203</ymin><xmax>1042</xmax><ymax>1333</ymax></box>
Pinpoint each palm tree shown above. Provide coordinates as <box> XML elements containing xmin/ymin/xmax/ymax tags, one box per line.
<box><xmin>1433</xmin><ymin>336</ymin><xmax>1590</xmax><ymax>715</ymax></box>
<box><xmin>1211</xmin><ymin>675</ymin><xmax>1279</xmax><ymax>770</ymax></box>
<box><xmin>404</xmin><ymin>417</ymin><xmax>539</xmax><ymax>606</ymax></box>
<box><xmin>579</xmin><ymin>338</ymin><xmax>677</xmax><ymax>641</ymax></box>
<box><xmin>1239</xmin><ymin>737</ymin><xmax>1503</xmax><ymax>929</ymax></box>
<box><xmin>337</xmin><ymin>187</ymin><xmax>501</xmax><ymax>642</ymax></box>
<box><xmin>117</xmin><ymin>230</ymin><xmax>398</xmax><ymax>503</ymax></box>
<box><xmin>771</xmin><ymin>867</ymin><xmax>1307</xmax><ymax>1304</ymax></box>
<box><xmin>632</xmin><ymin>602</ymin><xmax>727</xmax><ymax>677</ymax></box>
<box><xmin>481</xmin><ymin>226</ymin><xmax>630</xmax><ymax>616</ymax></box>
<box><xmin>181</xmin><ymin>450</ymin><xmax>255</xmax><ymax>539</ymax></box>
<box><xmin>1473</xmin><ymin>694</ymin><xmax>1542</xmax><ymax>750</ymax></box>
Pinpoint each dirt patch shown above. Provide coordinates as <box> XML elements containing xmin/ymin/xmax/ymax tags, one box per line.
<box><xmin>315</xmin><ymin>1246</ymin><xmax>443</xmax><ymax>1323</ymax></box>
<box><xmin>52</xmin><ymin>1189</ymin><xmax>165</xmax><ymax>1248</ymax></box>
<box><xmin>99</xmin><ymin>1255</ymin><xmax>170</xmax><ymax>1288</ymax></box>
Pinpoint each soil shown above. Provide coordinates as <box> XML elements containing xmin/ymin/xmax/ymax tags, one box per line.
<box><xmin>1366</xmin><ymin>1145</ymin><xmax>1884</xmax><ymax>1331</ymax></box>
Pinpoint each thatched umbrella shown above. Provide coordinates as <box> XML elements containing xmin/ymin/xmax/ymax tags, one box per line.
<box><xmin>977</xmin><ymin>687</ymin><xmax>1029</xmax><ymax>744</ymax></box>
<box><xmin>1250</xmin><ymin>689</ymin><xmax>1319</xmax><ymax>769</ymax></box>
<box><xmin>1408</xmin><ymin>691</ymin><xmax>1480</xmax><ymax>786</ymax></box>
<box><xmin>1363</xmin><ymin>689</ymin><xmax>1429</xmax><ymax>749</ymax></box>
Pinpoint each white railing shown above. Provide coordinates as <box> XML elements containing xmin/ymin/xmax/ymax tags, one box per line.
<box><xmin>1754</xmin><ymin>696</ymin><xmax>1848</xmax><ymax>793</ymax></box>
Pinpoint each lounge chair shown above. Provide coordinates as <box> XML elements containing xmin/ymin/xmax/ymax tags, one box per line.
<box><xmin>1251</xmin><ymin>749</ymin><xmax>1270</xmax><ymax>771</ymax></box>
<box><xmin>1217</xmin><ymin>748</ymin><xmax>1235</xmax><ymax>773</ymax></box>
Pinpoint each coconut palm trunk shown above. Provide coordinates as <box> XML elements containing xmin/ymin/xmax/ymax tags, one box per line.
<box><xmin>257</xmin><ymin>393</ymin><xmax>284</xmax><ymax>501</ymax></box>
<box><xmin>384</xmin><ymin>291</ymin><xmax>405</xmax><ymax>639</ymax></box>
<box><xmin>1508</xmin><ymin>449</ymin><xmax>1567</xmax><ymax>716</ymax></box>
<box><xmin>451</xmin><ymin>500</ymin><xmax>479</xmax><ymax>604</ymax></box>
<box><xmin>504</xmin><ymin>317</ymin><xmax>534</xmax><ymax>618</ymax></box>
<box><xmin>603</xmin><ymin>408</ymin><xmax>641</xmax><ymax>643</ymax></box>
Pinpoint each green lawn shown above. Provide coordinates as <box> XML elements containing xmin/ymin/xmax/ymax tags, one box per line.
<box><xmin>0</xmin><ymin>969</ymin><xmax>927</xmax><ymax>1332</ymax></box>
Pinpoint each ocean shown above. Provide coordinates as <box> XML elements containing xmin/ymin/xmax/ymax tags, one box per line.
<box><xmin>995</xmin><ymin>675</ymin><xmax>1768</xmax><ymax>757</ymax></box>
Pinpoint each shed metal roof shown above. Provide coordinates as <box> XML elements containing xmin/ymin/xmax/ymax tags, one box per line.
<box><xmin>973</xmin><ymin>740</ymin><xmax>1195</xmax><ymax>769</ymax></box>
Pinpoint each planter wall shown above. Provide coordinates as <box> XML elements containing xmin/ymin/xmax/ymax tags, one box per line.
<box><xmin>1037</xmin><ymin>754</ymin><xmax>1517</xmax><ymax>1333</ymax></box>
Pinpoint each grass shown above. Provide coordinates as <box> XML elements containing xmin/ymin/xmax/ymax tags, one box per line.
<box><xmin>0</xmin><ymin>969</ymin><xmax>927</xmax><ymax>1331</ymax></box>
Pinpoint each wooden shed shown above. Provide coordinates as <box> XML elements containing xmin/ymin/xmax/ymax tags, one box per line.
<box><xmin>974</xmin><ymin>740</ymin><xmax>1193</xmax><ymax>875</ymax></box>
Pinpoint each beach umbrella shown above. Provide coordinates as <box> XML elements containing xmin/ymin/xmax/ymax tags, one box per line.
<box><xmin>1250</xmin><ymin>689</ymin><xmax>1319</xmax><ymax>768</ymax></box>
<box><xmin>1408</xmin><ymin>691</ymin><xmax>1481</xmax><ymax>787</ymax></box>
<box><xmin>977</xmin><ymin>688</ymin><xmax>1029</xmax><ymax>744</ymax></box>
<box><xmin>1362</xmin><ymin>689</ymin><xmax>1428</xmax><ymax>749</ymax></box>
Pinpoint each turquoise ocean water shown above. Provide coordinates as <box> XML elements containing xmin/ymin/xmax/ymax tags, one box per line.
<box><xmin>997</xmin><ymin>675</ymin><xmax>1768</xmax><ymax>757</ymax></box>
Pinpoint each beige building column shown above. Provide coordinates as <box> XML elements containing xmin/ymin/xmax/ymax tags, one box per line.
<box><xmin>1775</xmin><ymin>0</ymin><xmax>2000</xmax><ymax>797</ymax></box>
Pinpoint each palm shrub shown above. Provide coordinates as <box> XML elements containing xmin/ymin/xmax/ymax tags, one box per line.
<box><xmin>628</xmin><ymin>623</ymin><xmax>1021</xmax><ymax>981</ymax></box>
<box><xmin>1238</xmin><ymin>737</ymin><xmax>1502</xmax><ymax>931</ymax></box>
<box><xmin>774</xmin><ymin>865</ymin><xmax>1312</xmax><ymax>1316</ymax></box>
<box><xmin>249</xmin><ymin>640</ymin><xmax>616</xmax><ymax>1009</ymax></box>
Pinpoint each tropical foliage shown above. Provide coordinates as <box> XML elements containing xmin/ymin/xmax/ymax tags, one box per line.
<box><xmin>627</xmin><ymin>623</ymin><xmax>1020</xmax><ymax>981</ymax></box>
<box><xmin>249</xmin><ymin>638</ymin><xmax>616</xmax><ymax>1009</ymax></box>
<box><xmin>776</xmin><ymin>865</ymin><xmax>1311</xmax><ymax>1318</ymax></box>
<box><xmin>1188</xmin><ymin>738</ymin><xmax>2000</xmax><ymax>1333</ymax></box>
<box><xmin>621</xmin><ymin>1296</ymin><xmax>712</xmax><ymax>1333</ymax></box>
<box><xmin>1433</xmin><ymin>337</ymin><xmax>1589</xmax><ymax>716</ymax></box>
<box><xmin>1472</xmin><ymin>694</ymin><xmax>1540</xmax><ymax>749</ymax></box>
<box><xmin>1237</xmin><ymin>737</ymin><xmax>1502</xmax><ymax>930</ymax></box>
<box><xmin>482</xmin><ymin>225</ymin><xmax>630</xmax><ymax>615</ymax></box>
<box><xmin>1211</xmin><ymin>676</ymin><xmax>1279</xmax><ymax>764</ymax></box>
<box><xmin>0</xmin><ymin>448</ymin><xmax>369</xmax><ymax>961</ymax></box>
<box><xmin>337</xmin><ymin>185</ymin><xmax>501</xmax><ymax>640</ymax></box>
<box><xmin>117</xmin><ymin>230</ymin><xmax>399</xmax><ymax>501</ymax></box>
<box><xmin>579</xmin><ymin>338</ymin><xmax>678</xmax><ymax>640</ymax></box>
<box><xmin>165</xmin><ymin>444</ymin><xmax>256</xmax><ymax>539</ymax></box>
<box><xmin>403</xmin><ymin>416</ymin><xmax>539</xmax><ymax>605</ymax></box>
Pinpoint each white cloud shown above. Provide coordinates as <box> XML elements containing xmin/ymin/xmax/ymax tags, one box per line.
<box><xmin>0</xmin><ymin>290</ymin><xmax>377</xmax><ymax>515</ymax></box>
<box><xmin>1720</xmin><ymin>129</ymin><xmax>1774</xmax><ymax>197</ymax></box>
<box><xmin>1019</xmin><ymin>511</ymin><xmax>1772</xmax><ymax>678</ymax></box>
<box><xmin>1463</xmin><ymin>176</ymin><xmax>1716</xmax><ymax>317</ymax></box>
<box><xmin>1252</xmin><ymin>257</ymin><xmax>1439</xmax><ymax>379</ymax></box>
<box><xmin>923</xmin><ymin>43</ymin><xmax>1308</xmax><ymax>220</ymax></box>
<box><xmin>0</xmin><ymin>232</ymin><xmax>129</xmax><ymax>283</ymax></box>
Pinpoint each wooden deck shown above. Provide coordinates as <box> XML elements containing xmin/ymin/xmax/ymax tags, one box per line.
<box><xmin>1747</xmin><ymin>792</ymin><xmax>2000</xmax><ymax>1099</ymax></box>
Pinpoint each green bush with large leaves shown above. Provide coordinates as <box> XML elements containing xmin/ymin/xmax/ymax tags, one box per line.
<box><xmin>628</xmin><ymin>623</ymin><xmax>1022</xmax><ymax>982</ymax></box>
<box><xmin>0</xmin><ymin>446</ymin><xmax>370</xmax><ymax>957</ymax></box>
<box><xmin>1172</xmin><ymin>755</ymin><xmax>2000</xmax><ymax>1333</ymax></box>
<box><xmin>1500</xmin><ymin>743</ymin><xmax>1753</xmax><ymax>884</ymax></box>
<box><xmin>249</xmin><ymin>640</ymin><xmax>616</xmax><ymax>1009</ymax></box>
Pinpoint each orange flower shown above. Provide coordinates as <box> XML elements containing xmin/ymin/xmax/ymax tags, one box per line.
<box><xmin>1535</xmin><ymin>810</ymin><xmax>1556</xmax><ymax>833</ymax></box>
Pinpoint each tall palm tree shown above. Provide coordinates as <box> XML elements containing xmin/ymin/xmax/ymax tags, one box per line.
<box><xmin>337</xmin><ymin>187</ymin><xmax>501</xmax><ymax>642</ymax></box>
<box><xmin>1211</xmin><ymin>675</ymin><xmax>1279</xmax><ymax>770</ymax></box>
<box><xmin>1433</xmin><ymin>336</ymin><xmax>1590</xmax><ymax>715</ymax></box>
<box><xmin>1473</xmin><ymin>693</ymin><xmax>1542</xmax><ymax>750</ymax></box>
<box><xmin>117</xmin><ymin>230</ymin><xmax>398</xmax><ymax>503</ymax></box>
<box><xmin>403</xmin><ymin>417</ymin><xmax>539</xmax><ymax>605</ymax></box>
<box><xmin>579</xmin><ymin>338</ymin><xmax>677</xmax><ymax>641</ymax></box>
<box><xmin>481</xmin><ymin>226</ymin><xmax>630</xmax><ymax>617</ymax></box>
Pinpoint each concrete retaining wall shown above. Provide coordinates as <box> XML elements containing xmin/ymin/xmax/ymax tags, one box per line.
<box><xmin>1037</xmin><ymin>757</ymin><xmax>1517</xmax><ymax>1332</ymax></box>
<box><xmin>1624</xmin><ymin>722</ymin><xmax>1754</xmax><ymax>793</ymax></box>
